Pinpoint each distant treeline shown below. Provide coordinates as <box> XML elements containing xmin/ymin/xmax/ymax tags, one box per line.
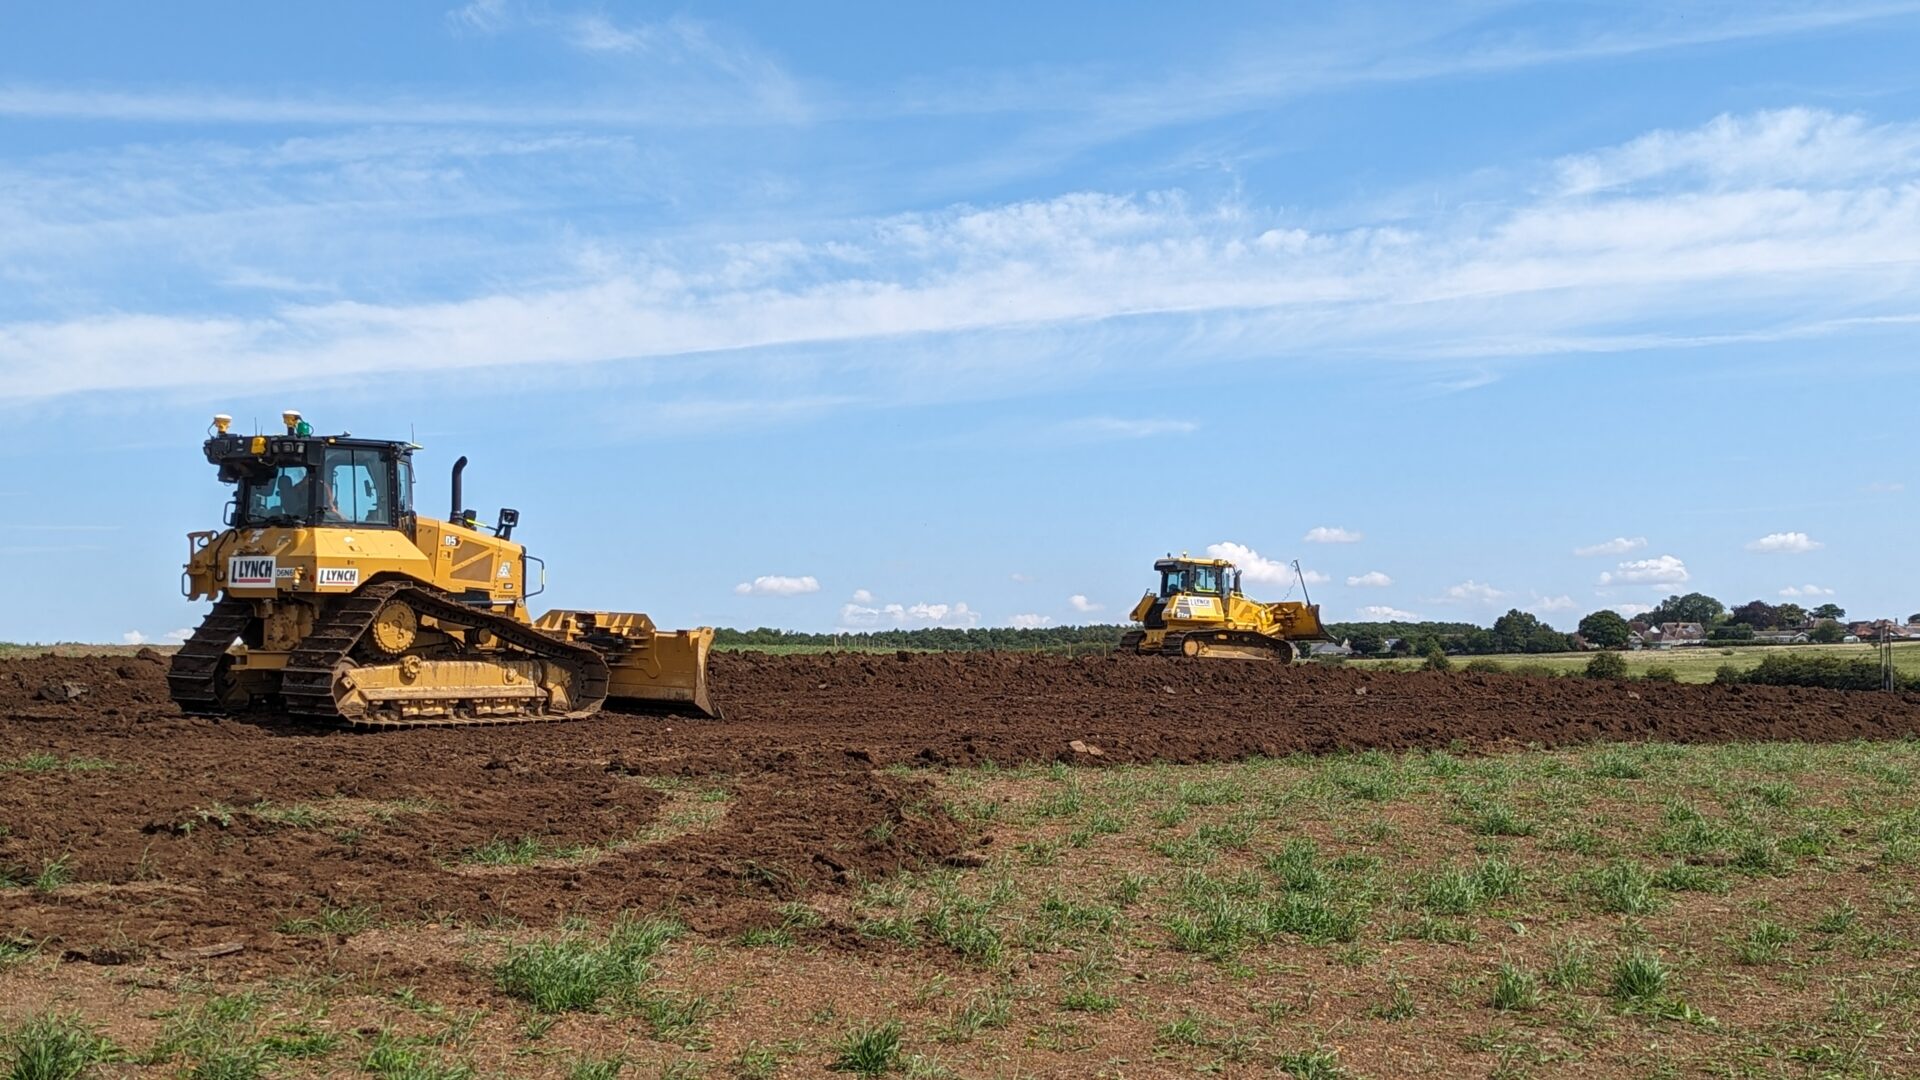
<box><xmin>712</xmin><ymin>625</ymin><xmax>1128</xmax><ymax>653</ymax></box>
<box><xmin>712</xmin><ymin>618</ymin><xmax>1574</xmax><ymax>656</ymax></box>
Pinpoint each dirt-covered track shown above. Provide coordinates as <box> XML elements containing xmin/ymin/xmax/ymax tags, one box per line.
<box><xmin>2</xmin><ymin>650</ymin><xmax>1917</xmax><ymax>969</ymax></box>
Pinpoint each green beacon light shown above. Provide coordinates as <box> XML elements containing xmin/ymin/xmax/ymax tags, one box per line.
<box><xmin>282</xmin><ymin>409</ymin><xmax>312</xmax><ymax>437</ymax></box>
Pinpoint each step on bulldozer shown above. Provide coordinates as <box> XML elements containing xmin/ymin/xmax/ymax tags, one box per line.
<box><xmin>170</xmin><ymin>411</ymin><xmax>716</xmax><ymax>727</ymax></box>
<box><xmin>1120</xmin><ymin>553</ymin><xmax>1330</xmax><ymax>661</ymax></box>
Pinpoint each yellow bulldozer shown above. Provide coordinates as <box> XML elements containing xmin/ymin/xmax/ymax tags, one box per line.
<box><xmin>1120</xmin><ymin>553</ymin><xmax>1330</xmax><ymax>661</ymax></box>
<box><xmin>169</xmin><ymin>411</ymin><xmax>716</xmax><ymax>727</ymax></box>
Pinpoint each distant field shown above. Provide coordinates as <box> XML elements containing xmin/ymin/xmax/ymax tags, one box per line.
<box><xmin>0</xmin><ymin>642</ymin><xmax>166</xmax><ymax>661</ymax></box>
<box><xmin>1351</xmin><ymin>642</ymin><xmax>1920</xmax><ymax>683</ymax></box>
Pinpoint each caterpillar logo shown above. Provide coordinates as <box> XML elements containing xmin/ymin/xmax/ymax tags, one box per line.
<box><xmin>228</xmin><ymin>555</ymin><xmax>276</xmax><ymax>588</ymax></box>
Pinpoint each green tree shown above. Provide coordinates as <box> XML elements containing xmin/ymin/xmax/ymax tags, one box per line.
<box><xmin>1811</xmin><ymin>603</ymin><xmax>1847</xmax><ymax>622</ymax></box>
<box><xmin>1776</xmin><ymin>602</ymin><xmax>1807</xmax><ymax>627</ymax></box>
<box><xmin>1577</xmin><ymin>610</ymin><xmax>1631</xmax><ymax>649</ymax></box>
<box><xmin>1492</xmin><ymin>609</ymin><xmax>1544</xmax><ymax>653</ymax></box>
<box><xmin>1809</xmin><ymin>621</ymin><xmax>1847</xmax><ymax>644</ymax></box>
<box><xmin>1585</xmin><ymin>651</ymin><xmax>1628</xmax><ymax>679</ymax></box>
<box><xmin>1346</xmin><ymin>630</ymin><xmax>1385</xmax><ymax>656</ymax></box>
<box><xmin>1910</xmin><ymin>612</ymin><xmax>1920</xmax><ymax>625</ymax></box>
<box><xmin>1729</xmin><ymin>600</ymin><xmax>1781</xmax><ymax>629</ymax></box>
<box><xmin>1422</xmin><ymin>645</ymin><xmax>1452</xmax><ymax>672</ymax></box>
<box><xmin>1646</xmin><ymin>592</ymin><xmax>1726</xmax><ymax>626</ymax></box>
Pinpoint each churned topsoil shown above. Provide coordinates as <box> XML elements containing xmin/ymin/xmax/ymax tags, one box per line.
<box><xmin>2</xmin><ymin>649</ymin><xmax>1916</xmax><ymax>968</ymax></box>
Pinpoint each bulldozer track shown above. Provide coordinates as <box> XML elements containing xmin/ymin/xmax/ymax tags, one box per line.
<box><xmin>166</xmin><ymin>598</ymin><xmax>256</xmax><ymax>715</ymax></box>
<box><xmin>280</xmin><ymin>579</ymin><xmax>610</xmax><ymax>729</ymax></box>
<box><xmin>1144</xmin><ymin>630</ymin><xmax>1299</xmax><ymax>662</ymax></box>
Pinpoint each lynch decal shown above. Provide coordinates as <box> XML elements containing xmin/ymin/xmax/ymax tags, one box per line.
<box><xmin>228</xmin><ymin>556</ymin><xmax>276</xmax><ymax>588</ymax></box>
<box><xmin>317</xmin><ymin>567</ymin><xmax>361</xmax><ymax>588</ymax></box>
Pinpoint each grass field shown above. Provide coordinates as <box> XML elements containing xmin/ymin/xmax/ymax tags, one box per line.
<box><xmin>1352</xmin><ymin>642</ymin><xmax>1920</xmax><ymax>684</ymax></box>
<box><xmin>5</xmin><ymin>740</ymin><xmax>1918</xmax><ymax>1077</ymax></box>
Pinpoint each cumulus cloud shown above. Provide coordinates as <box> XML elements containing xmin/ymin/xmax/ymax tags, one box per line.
<box><xmin>1531</xmin><ymin>594</ymin><xmax>1576</xmax><ymax>613</ymax></box>
<box><xmin>1068</xmin><ymin>594</ymin><xmax>1103</xmax><ymax>613</ymax></box>
<box><xmin>121</xmin><ymin>630</ymin><xmax>147</xmax><ymax>645</ymax></box>
<box><xmin>1359</xmin><ymin>605</ymin><xmax>1420</xmax><ymax>620</ymax></box>
<box><xmin>1303</xmin><ymin>526</ymin><xmax>1362</xmax><ymax>544</ymax></box>
<box><xmin>1439</xmin><ymin>580</ymin><xmax>1506</xmax><ymax>605</ymax></box>
<box><xmin>1205</xmin><ymin>542</ymin><xmax>1294</xmax><ymax>585</ymax></box>
<box><xmin>1299</xmin><ymin>569</ymin><xmax>1330</xmax><ymax>586</ymax></box>
<box><xmin>165</xmin><ymin>628</ymin><xmax>193</xmax><ymax>643</ymax></box>
<box><xmin>1746</xmin><ymin>532</ymin><xmax>1822</xmax><ymax>554</ymax></box>
<box><xmin>1614</xmin><ymin>602</ymin><xmax>1656</xmax><ymax>618</ymax></box>
<box><xmin>1346</xmin><ymin>571</ymin><xmax>1393</xmax><ymax>588</ymax></box>
<box><xmin>1008</xmin><ymin>613</ymin><xmax>1053</xmax><ymax>629</ymax></box>
<box><xmin>733</xmin><ymin>574</ymin><xmax>821</xmax><ymax>596</ymax></box>
<box><xmin>839</xmin><ymin>599</ymin><xmax>979</xmax><ymax>628</ymax></box>
<box><xmin>1779</xmin><ymin>583</ymin><xmax>1835</xmax><ymax>597</ymax></box>
<box><xmin>1574</xmin><ymin>536</ymin><xmax>1647</xmax><ymax>557</ymax></box>
<box><xmin>1598</xmin><ymin>555</ymin><xmax>1689</xmax><ymax>586</ymax></box>
<box><xmin>850</xmin><ymin>588</ymin><xmax>874</xmax><ymax>603</ymax></box>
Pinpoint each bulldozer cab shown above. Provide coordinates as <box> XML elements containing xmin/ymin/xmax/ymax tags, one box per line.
<box><xmin>1156</xmin><ymin>558</ymin><xmax>1239</xmax><ymax>599</ymax></box>
<box><xmin>215</xmin><ymin>435</ymin><xmax>414</xmax><ymax>531</ymax></box>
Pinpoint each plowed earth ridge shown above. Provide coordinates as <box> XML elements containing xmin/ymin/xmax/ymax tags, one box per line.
<box><xmin>2</xmin><ymin>650</ymin><xmax>1916</xmax><ymax>968</ymax></box>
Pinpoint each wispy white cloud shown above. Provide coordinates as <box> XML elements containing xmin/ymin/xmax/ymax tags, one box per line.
<box><xmin>1614</xmin><ymin>602</ymin><xmax>1656</xmax><ymax>618</ymax></box>
<box><xmin>1437</xmin><ymin>580</ymin><xmax>1506</xmax><ymax>605</ymax></box>
<box><xmin>1599</xmin><ymin>555</ymin><xmax>1690</xmax><ymax>586</ymax></box>
<box><xmin>5</xmin><ymin>108</ymin><xmax>1920</xmax><ymax>419</ymax></box>
<box><xmin>1574</xmin><ymin>536</ymin><xmax>1647</xmax><ymax>557</ymax></box>
<box><xmin>1051</xmin><ymin>417</ymin><xmax>1199</xmax><ymax>441</ymax></box>
<box><xmin>1556</xmin><ymin>108</ymin><xmax>1920</xmax><ymax>196</ymax></box>
<box><xmin>1359</xmin><ymin>605</ymin><xmax>1420</xmax><ymax>621</ymax></box>
<box><xmin>1304</xmin><ymin>526</ymin><xmax>1363</xmax><ymax>544</ymax></box>
<box><xmin>850</xmin><ymin>588</ymin><xmax>874</xmax><ymax>603</ymax></box>
<box><xmin>1068</xmin><ymin>594</ymin><xmax>1103</xmax><ymax>613</ymax></box>
<box><xmin>1865</xmin><ymin>481</ymin><xmax>1906</xmax><ymax>493</ymax></box>
<box><xmin>1346</xmin><ymin>571</ymin><xmax>1393</xmax><ymax>588</ymax></box>
<box><xmin>445</xmin><ymin>0</ymin><xmax>509</xmax><ymax>34</ymax></box>
<box><xmin>733</xmin><ymin>574</ymin><xmax>821</xmax><ymax>596</ymax></box>
<box><xmin>1779</xmin><ymin>583</ymin><xmax>1835</xmax><ymax>597</ymax></box>
<box><xmin>1008</xmin><ymin>613</ymin><xmax>1053</xmax><ymax>629</ymax></box>
<box><xmin>1531</xmin><ymin>593</ymin><xmax>1577</xmax><ymax>613</ymax></box>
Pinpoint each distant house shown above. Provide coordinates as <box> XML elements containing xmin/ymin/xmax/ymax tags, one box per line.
<box><xmin>1310</xmin><ymin>642</ymin><xmax>1353</xmax><ymax>658</ymax></box>
<box><xmin>1752</xmin><ymin>630</ymin><xmax>1811</xmax><ymax>645</ymax></box>
<box><xmin>1651</xmin><ymin>622</ymin><xmax>1707</xmax><ymax>648</ymax></box>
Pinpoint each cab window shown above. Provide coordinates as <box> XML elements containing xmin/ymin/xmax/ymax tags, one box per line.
<box><xmin>244</xmin><ymin>465</ymin><xmax>310</xmax><ymax>522</ymax></box>
<box><xmin>322</xmin><ymin>448</ymin><xmax>393</xmax><ymax>525</ymax></box>
<box><xmin>1192</xmin><ymin>566</ymin><xmax>1222</xmax><ymax>594</ymax></box>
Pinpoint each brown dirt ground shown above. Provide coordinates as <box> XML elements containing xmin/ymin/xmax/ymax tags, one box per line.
<box><xmin>3</xmin><ymin>651</ymin><xmax>1918</xmax><ymax>971</ymax></box>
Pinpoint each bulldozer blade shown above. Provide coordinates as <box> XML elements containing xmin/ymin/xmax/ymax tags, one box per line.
<box><xmin>605</xmin><ymin>628</ymin><xmax>718</xmax><ymax>717</ymax></box>
<box><xmin>533</xmin><ymin>610</ymin><xmax>719</xmax><ymax>718</ymax></box>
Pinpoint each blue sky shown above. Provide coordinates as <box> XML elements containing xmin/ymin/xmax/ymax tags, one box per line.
<box><xmin>2</xmin><ymin>1</ymin><xmax>1918</xmax><ymax>644</ymax></box>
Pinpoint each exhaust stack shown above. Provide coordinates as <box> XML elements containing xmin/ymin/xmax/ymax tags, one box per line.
<box><xmin>450</xmin><ymin>455</ymin><xmax>468</xmax><ymax>522</ymax></box>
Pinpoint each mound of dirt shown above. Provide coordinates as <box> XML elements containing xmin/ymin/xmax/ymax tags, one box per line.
<box><xmin>1</xmin><ymin>650</ymin><xmax>1916</xmax><ymax>969</ymax></box>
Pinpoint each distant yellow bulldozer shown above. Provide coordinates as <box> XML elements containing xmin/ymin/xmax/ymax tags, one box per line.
<box><xmin>1120</xmin><ymin>553</ymin><xmax>1329</xmax><ymax>661</ymax></box>
<box><xmin>171</xmin><ymin>411</ymin><xmax>715</xmax><ymax>726</ymax></box>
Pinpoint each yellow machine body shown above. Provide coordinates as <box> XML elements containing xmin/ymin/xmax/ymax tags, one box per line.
<box><xmin>171</xmin><ymin>420</ymin><xmax>715</xmax><ymax>726</ymax></box>
<box><xmin>1121</xmin><ymin>555</ymin><xmax>1327</xmax><ymax>661</ymax></box>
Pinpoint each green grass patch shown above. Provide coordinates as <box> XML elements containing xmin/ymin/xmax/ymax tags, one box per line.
<box><xmin>493</xmin><ymin>916</ymin><xmax>681</xmax><ymax>1013</ymax></box>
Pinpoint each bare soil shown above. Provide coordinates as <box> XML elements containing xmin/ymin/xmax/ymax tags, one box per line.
<box><xmin>3</xmin><ymin>651</ymin><xmax>1918</xmax><ymax>972</ymax></box>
